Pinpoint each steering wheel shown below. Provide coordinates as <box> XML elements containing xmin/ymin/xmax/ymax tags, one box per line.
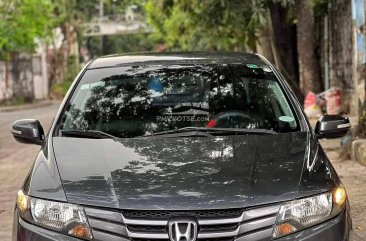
<box><xmin>206</xmin><ymin>111</ymin><xmax>254</xmax><ymax>128</ymax></box>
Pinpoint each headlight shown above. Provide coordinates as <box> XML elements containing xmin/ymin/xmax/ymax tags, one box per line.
<box><xmin>273</xmin><ymin>186</ymin><xmax>347</xmax><ymax>239</ymax></box>
<box><xmin>16</xmin><ymin>190</ymin><xmax>92</xmax><ymax>240</ymax></box>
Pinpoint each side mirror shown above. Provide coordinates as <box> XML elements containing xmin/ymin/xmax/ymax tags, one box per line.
<box><xmin>11</xmin><ymin>119</ymin><xmax>45</xmax><ymax>145</ymax></box>
<box><xmin>314</xmin><ymin>115</ymin><xmax>351</xmax><ymax>139</ymax></box>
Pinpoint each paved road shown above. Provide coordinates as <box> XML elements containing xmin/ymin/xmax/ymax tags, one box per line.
<box><xmin>0</xmin><ymin>103</ymin><xmax>60</xmax><ymax>241</ymax></box>
<box><xmin>0</xmin><ymin>103</ymin><xmax>366</xmax><ymax>240</ymax></box>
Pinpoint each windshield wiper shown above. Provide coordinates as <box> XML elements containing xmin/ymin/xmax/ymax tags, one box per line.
<box><xmin>61</xmin><ymin>129</ymin><xmax>117</xmax><ymax>139</ymax></box>
<box><xmin>140</xmin><ymin>127</ymin><xmax>277</xmax><ymax>137</ymax></box>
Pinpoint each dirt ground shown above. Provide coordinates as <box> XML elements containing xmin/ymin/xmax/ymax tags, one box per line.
<box><xmin>0</xmin><ymin>103</ymin><xmax>366</xmax><ymax>240</ymax></box>
<box><xmin>320</xmin><ymin>138</ymin><xmax>366</xmax><ymax>241</ymax></box>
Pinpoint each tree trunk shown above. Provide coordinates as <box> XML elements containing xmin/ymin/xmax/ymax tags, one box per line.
<box><xmin>296</xmin><ymin>0</ymin><xmax>323</xmax><ymax>95</ymax></box>
<box><xmin>48</xmin><ymin>46</ymin><xmax>63</xmax><ymax>91</ymax></box>
<box><xmin>269</xmin><ymin>2</ymin><xmax>303</xmax><ymax>102</ymax></box>
<box><xmin>60</xmin><ymin>22</ymin><xmax>79</xmax><ymax>80</ymax></box>
<box><xmin>256</xmin><ymin>23</ymin><xmax>275</xmax><ymax>64</ymax></box>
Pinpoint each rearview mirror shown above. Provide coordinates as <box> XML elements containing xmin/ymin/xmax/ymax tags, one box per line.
<box><xmin>11</xmin><ymin>119</ymin><xmax>45</xmax><ymax>145</ymax></box>
<box><xmin>314</xmin><ymin>115</ymin><xmax>350</xmax><ymax>139</ymax></box>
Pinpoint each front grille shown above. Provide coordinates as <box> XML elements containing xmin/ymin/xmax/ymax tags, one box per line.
<box><xmin>123</xmin><ymin>209</ymin><xmax>244</xmax><ymax>219</ymax></box>
<box><xmin>127</xmin><ymin>225</ymin><xmax>166</xmax><ymax>233</ymax></box>
<box><xmin>85</xmin><ymin>205</ymin><xmax>280</xmax><ymax>241</ymax></box>
<box><xmin>131</xmin><ymin>239</ymin><xmax>234</xmax><ymax>241</ymax></box>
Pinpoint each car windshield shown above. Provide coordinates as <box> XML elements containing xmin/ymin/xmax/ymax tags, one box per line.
<box><xmin>58</xmin><ymin>64</ymin><xmax>300</xmax><ymax>138</ymax></box>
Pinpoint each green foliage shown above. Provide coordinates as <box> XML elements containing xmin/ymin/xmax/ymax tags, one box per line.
<box><xmin>105</xmin><ymin>33</ymin><xmax>156</xmax><ymax>54</ymax></box>
<box><xmin>3</xmin><ymin>96</ymin><xmax>27</xmax><ymax>106</ymax></box>
<box><xmin>50</xmin><ymin>79</ymin><xmax>73</xmax><ymax>99</ymax></box>
<box><xmin>145</xmin><ymin>0</ymin><xmax>273</xmax><ymax>51</ymax></box>
<box><xmin>65</xmin><ymin>55</ymin><xmax>80</xmax><ymax>83</ymax></box>
<box><xmin>144</xmin><ymin>0</ymin><xmax>330</xmax><ymax>52</ymax></box>
<box><xmin>0</xmin><ymin>0</ymin><xmax>56</xmax><ymax>58</ymax></box>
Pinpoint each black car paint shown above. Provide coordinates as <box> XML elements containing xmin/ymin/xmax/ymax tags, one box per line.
<box><xmin>54</xmin><ymin>132</ymin><xmax>309</xmax><ymax>210</ymax></box>
<box><xmin>23</xmin><ymin>130</ymin><xmax>340</xmax><ymax>210</ymax></box>
<box><xmin>15</xmin><ymin>53</ymin><xmax>349</xmax><ymax>240</ymax></box>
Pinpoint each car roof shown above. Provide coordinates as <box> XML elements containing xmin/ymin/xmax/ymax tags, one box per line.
<box><xmin>88</xmin><ymin>52</ymin><xmax>268</xmax><ymax>69</ymax></box>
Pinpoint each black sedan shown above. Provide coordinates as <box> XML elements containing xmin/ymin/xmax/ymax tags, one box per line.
<box><xmin>12</xmin><ymin>52</ymin><xmax>352</xmax><ymax>241</ymax></box>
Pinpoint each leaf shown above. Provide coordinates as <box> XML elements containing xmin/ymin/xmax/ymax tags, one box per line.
<box><xmin>145</xmin><ymin>0</ymin><xmax>265</xmax><ymax>52</ymax></box>
<box><xmin>0</xmin><ymin>0</ymin><xmax>57</xmax><ymax>57</ymax></box>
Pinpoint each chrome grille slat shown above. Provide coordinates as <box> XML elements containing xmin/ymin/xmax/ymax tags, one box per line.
<box><xmin>85</xmin><ymin>207</ymin><xmax>124</xmax><ymax>223</ymax></box>
<box><xmin>198</xmin><ymin>213</ymin><xmax>244</xmax><ymax>225</ymax></box>
<box><xmin>198</xmin><ymin>227</ymin><xmax>240</xmax><ymax>238</ymax></box>
<box><xmin>238</xmin><ymin>216</ymin><xmax>277</xmax><ymax>234</ymax></box>
<box><xmin>126</xmin><ymin>228</ymin><xmax>241</xmax><ymax>239</ymax></box>
<box><xmin>85</xmin><ymin>204</ymin><xmax>280</xmax><ymax>240</ymax></box>
<box><xmin>127</xmin><ymin>230</ymin><xmax>169</xmax><ymax>239</ymax></box>
<box><xmin>123</xmin><ymin>217</ymin><xmax>167</xmax><ymax>226</ymax></box>
<box><xmin>88</xmin><ymin>217</ymin><xmax>128</xmax><ymax>237</ymax></box>
<box><xmin>242</xmin><ymin>205</ymin><xmax>279</xmax><ymax>221</ymax></box>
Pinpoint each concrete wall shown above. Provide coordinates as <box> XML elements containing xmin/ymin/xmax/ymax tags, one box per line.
<box><xmin>0</xmin><ymin>61</ymin><xmax>12</xmax><ymax>101</ymax></box>
<box><xmin>0</xmin><ymin>53</ymin><xmax>48</xmax><ymax>102</ymax></box>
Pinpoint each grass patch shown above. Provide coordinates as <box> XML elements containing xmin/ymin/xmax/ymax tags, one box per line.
<box><xmin>0</xmin><ymin>97</ymin><xmax>32</xmax><ymax>106</ymax></box>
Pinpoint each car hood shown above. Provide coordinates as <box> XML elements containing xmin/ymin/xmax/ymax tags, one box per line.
<box><xmin>52</xmin><ymin>132</ymin><xmax>308</xmax><ymax>210</ymax></box>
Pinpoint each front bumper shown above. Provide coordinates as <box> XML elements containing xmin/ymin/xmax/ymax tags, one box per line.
<box><xmin>13</xmin><ymin>206</ymin><xmax>352</xmax><ymax>241</ymax></box>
